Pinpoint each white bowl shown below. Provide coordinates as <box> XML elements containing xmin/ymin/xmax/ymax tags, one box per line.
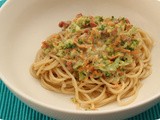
<box><xmin>0</xmin><ymin>0</ymin><xmax>160</xmax><ymax>120</ymax></box>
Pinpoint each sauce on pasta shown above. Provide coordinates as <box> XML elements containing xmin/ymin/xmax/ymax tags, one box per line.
<box><xmin>30</xmin><ymin>14</ymin><xmax>153</xmax><ymax>110</ymax></box>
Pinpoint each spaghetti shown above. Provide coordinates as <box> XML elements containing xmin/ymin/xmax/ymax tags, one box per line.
<box><xmin>30</xmin><ymin>14</ymin><xmax>153</xmax><ymax>110</ymax></box>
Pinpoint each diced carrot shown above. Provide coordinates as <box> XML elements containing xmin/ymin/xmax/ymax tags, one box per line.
<box><xmin>125</xmin><ymin>18</ymin><xmax>130</xmax><ymax>24</ymax></box>
<box><xmin>59</xmin><ymin>21</ymin><xmax>65</xmax><ymax>28</ymax></box>
<box><xmin>90</xmin><ymin>21</ymin><xmax>97</xmax><ymax>27</ymax></box>
<box><xmin>66</xmin><ymin>61</ymin><xmax>73</xmax><ymax>72</ymax></box>
<box><xmin>113</xmin><ymin>36</ymin><xmax>120</xmax><ymax>46</ymax></box>
<box><xmin>114</xmin><ymin>20</ymin><xmax>119</xmax><ymax>24</ymax></box>
<box><xmin>131</xmin><ymin>49</ymin><xmax>139</xmax><ymax>55</ymax></box>
<box><xmin>41</xmin><ymin>41</ymin><xmax>49</xmax><ymax>48</ymax></box>
<box><xmin>58</xmin><ymin>21</ymin><xmax>71</xmax><ymax>28</ymax></box>
<box><xmin>84</xmin><ymin>29</ymin><xmax>89</xmax><ymax>34</ymax></box>
<box><xmin>120</xmin><ymin>34</ymin><xmax>131</xmax><ymax>41</ymax></box>
<box><xmin>108</xmin><ymin>55</ymin><xmax>118</xmax><ymax>60</ymax></box>
<box><xmin>89</xmin><ymin>66</ymin><xmax>94</xmax><ymax>72</ymax></box>
<box><xmin>121</xmin><ymin>48</ymin><xmax>130</xmax><ymax>53</ymax></box>
<box><xmin>108</xmin><ymin>21</ymin><xmax>115</xmax><ymax>26</ymax></box>
<box><xmin>125</xmin><ymin>24</ymin><xmax>132</xmax><ymax>31</ymax></box>
<box><xmin>93</xmin><ymin>70</ymin><xmax>102</xmax><ymax>77</ymax></box>
<box><xmin>111</xmin><ymin>28</ymin><xmax>117</xmax><ymax>36</ymax></box>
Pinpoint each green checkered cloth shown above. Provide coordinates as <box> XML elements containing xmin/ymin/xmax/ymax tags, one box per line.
<box><xmin>0</xmin><ymin>0</ymin><xmax>6</xmax><ymax>7</ymax></box>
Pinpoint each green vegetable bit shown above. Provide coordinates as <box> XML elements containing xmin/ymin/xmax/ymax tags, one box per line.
<box><xmin>79</xmin><ymin>71</ymin><xmax>87</xmax><ymax>80</ymax></box>
<box><xmin>95</xmin><ymin>16</ymin><xmax>104</xmax><ymax>23</ymax></box>
<box><xmin>126</xmin><ymin>39</ymin><xmax>139</xmax><ymax>51</ymax></box>
<box><xmin>105</xmin><ymin>72</ymin><xmax>111</xmax><ymax>77</ymax></box>
<box><xmin>98</xmin><ymin>24</ymin><xmax>106</xmax><ymax>31</ymax></box>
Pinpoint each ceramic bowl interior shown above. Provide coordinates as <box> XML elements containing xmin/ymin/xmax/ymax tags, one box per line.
<box><xmin>0</xmin><ymin>0</ymin><xmax>160</xmax><ymax>120</ymax></box>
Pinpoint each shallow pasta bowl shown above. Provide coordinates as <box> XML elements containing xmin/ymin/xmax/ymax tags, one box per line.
<box><xmin>0</xmin><ymin>0</ymin><xmax>160</xmax><ymax>120</ymax></box>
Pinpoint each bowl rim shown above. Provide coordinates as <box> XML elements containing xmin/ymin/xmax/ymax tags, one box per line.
<box><xmin>0</xmin><ymin>0</ymin><xmax>160</xmax><ymax>115</ymax></box>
